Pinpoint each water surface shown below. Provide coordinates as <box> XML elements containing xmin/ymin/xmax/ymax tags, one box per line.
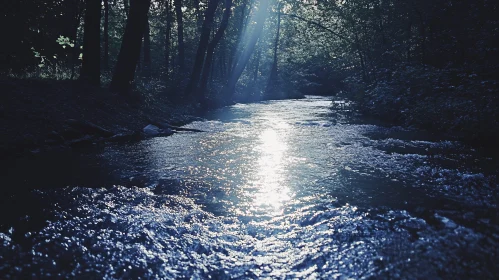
<box><xmin>1</xmin><ymin>96</ymin><xmax>497</xmax><ymax>278</ymax></box>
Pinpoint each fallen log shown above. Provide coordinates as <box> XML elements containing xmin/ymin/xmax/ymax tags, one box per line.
<box><xmin>148</xmin><ymin>119</ymin><xmax>205</xmax><ymax>132</ymax></box>
<box><xmin>65</xmin><ymin>119</ymin><xmax>115</xmax><ymax>137</ymax></box>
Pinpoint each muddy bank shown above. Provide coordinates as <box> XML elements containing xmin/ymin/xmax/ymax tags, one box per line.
<box><xmin>0</xmin><ymin>78</ymin><xmax>200</xmax><ymax>157</ymax></box>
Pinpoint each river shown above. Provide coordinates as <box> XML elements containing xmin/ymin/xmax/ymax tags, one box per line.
<box><xmin>1</xmin><ymin>96</ymin><xmax>498</xmax><ymax>278</ymax></box>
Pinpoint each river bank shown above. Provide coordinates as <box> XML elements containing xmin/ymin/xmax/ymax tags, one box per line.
<box><xmin>3</xmin><ymin>70</ymin><xmax>498</xmax><ymax>159</ymax></box>
<box><xmin>0</xmin><ymin>78</ymin><xmax>200</xmax><ymax>158</ymax></box>
<box><xmin>344</xmin><ymin>65</ymin><xmax>499</xmax><ymax>150</ymax></box>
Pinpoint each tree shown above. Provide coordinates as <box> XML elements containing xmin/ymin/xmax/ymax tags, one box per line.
<box><xmin>103</xmin><ymin>0</ymin><xmax>110</xmax><ymax>69</ymax></box>
<box><xmin>124</xmin><ymin>0</ymin><xmax>130</xmax><ymax>18</ymax></box>
<box><xmin>174</xmin><ymin>0</ymin><xmax>185</xmax><ymax>74</ymax></box>
<box><xmin>80</xmin><ymin>0</ymin><xmax>101</xmax><ymax>85</ymax></box>
<box><xmin>199</xmin><ymin>0</ymin><xmax>233</xmax><ymax>98</ymax></box>
<box><xmin>143</xmin><ymin>15</ymin><xmax>152</xmax><ymax>77</ymax></box>
<box><xmin>164</xmin><ymin>0</ymin><xmax>173</xmax><ymax>79</ymax></box>
<box><xmin>2</xmin><ymin>0</ymin><xmax>497</xmax><ymax>102</ymax></box>
<box><xmin>110</xmin><ymin>0</ymin><xmax>151</xmax><ymax>92</ymax></box>
<box><xmin>68</xmin><ymin>0</ymin><xmax>85</xmax><ymax>80</ymax></box>
<box><xmin>228</xmin><ymin>0</ymin><xmax>248</xmax><ymax>74</ymax></box>
<box><xmin>265</xmin><ymin>2</ymin><xmax>282</xmax><ymax>98</ymax></box>
<box><xmin>224</xmin><ymin>0</ymin><xmax>270</xmax><ymax>99</ymax></box>
<box><xmin>185</xmin><ymin>0</ymin><xmax>222</xmax><ymax>98</ymax></box>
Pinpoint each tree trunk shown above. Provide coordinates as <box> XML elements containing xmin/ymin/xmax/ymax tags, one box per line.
<box><xmin>80</xmin><ymin>0</ymin><xmax>101</xmax><ymax>86</ymax></box>
<box><xmin>110</xmin><ymin>0</ymin><xmax>151</xmax><ymax>93</ymax></box>
<box><xmin>165</xmin><ymin>0</ymin><xmax>172</xmax><ymax>79</ymax></box>
<box><xmin>174</xmin><ymin>0</ymin><xmax>185</xmax><ymax>73</ymax></box>
<box><xmin>352</xmin><ymin>31</ymin><xmax>368</xmax><ymax>82</ymax></box>
<box><xmin>266</xmin><ymin>3</ymin><xmax>281</xmax><ymax>98</ymax></box>
<box><xmin>199</xmin><ymin>0</ymin><xmax>232</xmax><ymax>98</ymax></box>
<box><xmin>103</xmin><ymin>0</ymin><xmax>110</xmax><ymax>69</ymax></box>
<box><xmin>218</xmin><ymin>41</ymin><xmax>227</xmax><ymax>79</ymax></box>
<box><xmin>356</xmin><ymin>43</ymin><xmax>368</xmax><ymax>82</ymax></box>
<box><xmin>124</xmin><ymin>0</ymin><xmax>129</xmax><ymax>18</ymax></box>
<box><xmin>143</xmin><ymin>15</ymin><xmax>151</xmax><ymax>77</ymax></box>
<box><xmin>185</xmin><ymin>0</ymin><xmax>221</xmax><ymax>97</ymax></box>
<box><xmin>229</xmin><ymin>0</ymin><xmax>247</xmax><ymax>74</ymax></box>
<box><xmin>224</xmin><ymin>0</ymin><xmax>270</xmax><ymax>99</ymax></box>
<box><xmin>61</xmin><ymin>0</ymin><xmax>81</xmax><ymax>78</ymax></box>
<box><xmin>71</xmin><ymin>1</ymin><xmax>84</xmax><ymax>80</ymax></box>
<box><xmin>253</xmin><ymin>47</ymin><xmax>261</xmax><ymax>83</ymax></box>
<box><xmin>193</xmin><ymin>0</ymin><xmax>203</xmax><ymax>32</ymax></box>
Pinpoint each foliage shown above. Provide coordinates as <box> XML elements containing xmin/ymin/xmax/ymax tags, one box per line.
<box><xmin>0</xmin><ymin>0</ymin><xmax>497</xmax><ymax>109</ymax></box>
<box><xmin>56</xmin><ymin>36</ymin><xmax>75</xmax><ymax>49</ymax></box>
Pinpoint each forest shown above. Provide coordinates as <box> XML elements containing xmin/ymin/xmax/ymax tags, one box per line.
<box><xmin>0</xmin><ymin>0</ymin><xmax>498</xmax><ymax>157</ymax></box>
<box><xmin>2</xmin><ymin>0</ymin><xmax>498</xmax><ymax>153</ymax></box>
<box><xmin>1</xmin><ymin>1</ymin><xmax>499</xmax><ymax>278</ymax></box>
<box><xmin>2</xmin><ymin>0</ymin><xmax>498</xmax><ymax>141</ymax></box>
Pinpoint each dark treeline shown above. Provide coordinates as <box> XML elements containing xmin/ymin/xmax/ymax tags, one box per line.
<box><xmin>1</xmin><ymin>0</ymin><xmax>497</xmax><ymax>109</ymax></box>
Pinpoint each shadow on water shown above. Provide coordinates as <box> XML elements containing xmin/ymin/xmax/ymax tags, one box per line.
<box><xmin>0</xmin><ymin>145</ymin><xmax>126</xmax><ymax>190</ymax></box>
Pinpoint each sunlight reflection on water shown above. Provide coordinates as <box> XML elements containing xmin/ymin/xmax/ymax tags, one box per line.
<box><xmin>251</xmin><ymin>124</ymin><xmax>292</xmax><ymax>214</ymax></box>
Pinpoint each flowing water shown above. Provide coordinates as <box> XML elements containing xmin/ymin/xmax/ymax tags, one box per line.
<box><xmin>1</xmin><ymin>96</ymin><xmax>498</xmax><ymax>279</ymax></box>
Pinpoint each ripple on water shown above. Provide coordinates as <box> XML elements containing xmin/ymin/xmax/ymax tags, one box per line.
<box><xmin>1</xmin><ymin>186</ymin><xmax>497</xmax><ymax>279</ymax></box>
<box><xmin>1</xmin><ymin>96</ymin><xmax>498</xmax><ymax>278</ymax></box>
